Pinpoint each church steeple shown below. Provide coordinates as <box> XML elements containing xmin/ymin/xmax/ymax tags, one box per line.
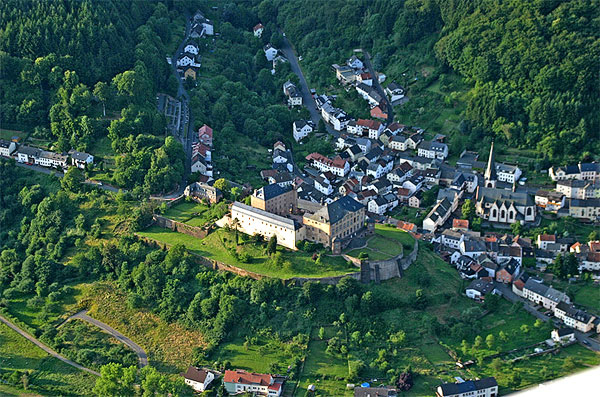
<box><xmin>485</xmin><ymin>141</ymin><xmax>497</xmax><ymax>188</ymax></box>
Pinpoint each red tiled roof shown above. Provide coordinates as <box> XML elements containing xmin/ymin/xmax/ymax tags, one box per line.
<box><xmin>198</xmin><ymin>124</ymin><xmax>213</xmax><ymax>137</ymax></box>
<box><xmin>223</xmin><ymin>370</ymin><xmax>272</xmax><ymax>386</ymax></box>
<box><xmin>586</xmin><ymin>252</ymin><xmax>600</xmax><ymax>262</ymax></box>
<box><xmin>397</xmin><ymin>221</ymin><xmax>417</xmax><ymax>232</ymax></box>
<box><xmin>513</xmin><ymin>279</ymin><xmax>525</xmax><ymax>291</ymax></box>
<box><xmin>397</xmin><ymin>188</ymin><xmax>411</xmax><ymax>197</ymax></box>
<box><xmin>253</xmin><ymin>23</ymin><xmax>264</xmax><ymax>31</ymax></box>
<box><xmin>274</xmin><ymin>141</ymin><xmax>285</xmax><ymax>149</ymax></box>
<box><xmin>356</xmin><ymin>119</ymin><xmax>381</xmax><ymax>130</ymax></box>
<box><xmin>539</xmin><ymin>234</ymin><xmax>556</xmax><ymax>242</ymax></box>
<box><xmin>193</xmin><ymin>143</ymin><xmax>211</xmax><ymax>157</ymax></box>
<box><xmin>360</xmin><ymin>72</ymin><xmax>372</xmax><ymax>80</ymax></box>
<box><xmin>589</xmin><ymin>241</ymin><xmax>600</xmax><ymax>252</ymax></box>
<box><xmin>370</xmin><ymin>106</ymin><xmax>387</xmax><ymax>119</ymax></box>
<box><xmin>453</xmin><ymin>219</ymin><xmax>469</xmax><ymax>229</ymax></box>
<box><xmin>306</xmin><ymin>152</ymin><xmax>347</xmax><ymax>169</ymax></box>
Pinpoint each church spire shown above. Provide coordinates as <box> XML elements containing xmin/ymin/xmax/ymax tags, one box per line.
<box><xmin>485</xmin><ymin>141</ymin><xmax>497</xmax><ymax>187</ymax></box>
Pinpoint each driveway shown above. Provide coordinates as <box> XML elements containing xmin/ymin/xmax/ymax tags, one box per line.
<box><xmin>279</xmin><ymin>32</ymin><xmax>338</xmax><ymax>138</ymax></box>
<box><xmin>0</xmin><ymin>314</ymin><xmax>100</xmax><ymax>376</ymax></box>
<box><xmin>65</xmin><ymin>310</ymin><xmax>148</xmax><ymax>367</ymax></box>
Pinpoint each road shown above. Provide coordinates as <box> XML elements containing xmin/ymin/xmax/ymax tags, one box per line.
<box><xmin>494</xmin><ymin>282</ymin><xmax>600</xmax><ymax>351</ymax></box>
<box><xmin>279</xmin><ymin>32</ymin><xmax>338</xmax><ymax>137</ymax></box>
<box><xmin>65</xmin><ymin>310</ymin><xmax>148</xmax><ymax>367</ymax></box>
<box><xmin>363</xmin><ymin>51</ymin><xmax>394</xmax><ymax>124</ymax></box>
<box><xmin>0</xmin><ymin>314</ymin><xmax>100</xmax><ymax>376</ymax></box>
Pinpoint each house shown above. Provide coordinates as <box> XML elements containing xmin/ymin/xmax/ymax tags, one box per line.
<box><xmin>402</xmin><ymin>174</ymin><xmax>424</xmax><ymax>194</ymax></box>
<box><xmin>354</xmin><ymin>119</ymin><xmax>383</xmax><ymax>139</ymax></box>
<box><xmin>549</xmin><ymin>162</ymin><xmax>600</xmax><ymax>182</ymax></box>
<box><xmin>191</xmin><ymin>12</ymin><xmax>214</xmax><ymax>36</ymax></box>
<box><xmin>184</xmin><ymin>182</ymin><xmax>222</xmax><ymax>204</ymax></box>
<box><xmin>497</xmin><ymin>245</ymin><xmax>523</xmax><ymax>265</ymax></box>
<box><xmin>16</xmin><ymin>145</ymin><xmax>42</xmax><ymax>164</ymax></box>
<box><xmin>556</xmin><ymin>179</ymin><xmax>600</xmax><ymax>199</ymax></box>
<box><xmin>457</xmin><ymin>150</ymin><xmax>480</xmax><ymax>169</ymax></box>
<box><xmin>397</xmin><ymin>221</ymin><xmax>417</xmax><ymax>233</ymax></box>
<box><xmin>441</xmin><ymin>230</ymin><xmax>464</xmax><ymax>250</ymax></box>
<box><xmin>522</xmin><ymin>278</ymin><xmax>570</xmax><ymax>310</ymax></box>
<box><xmin>198</xmin><ymin>124</ymin><xmax>213</xmax><ymax>146</ymax></box>
<box><xmin>181</xmin><ymin>367</ymin><xmax>214</xmax><ymax>392</ymax></box>
<box><xmin>193</xmin><ymin>142</ymin><xmax>212</xmax><ymax>162</ymax></box>
<box><xmin>465</xmin><ymin>279</ymin><xmax>495</xmax><ymax>301</ymax></box>
<box><xmin>68</xmin><ymin>149</ymin><xmax>94</xmax><ymax>169</ymax></box>
<box><xmin>453</xmin><ymin>219</ymin><xmax>469</xmax><ymax>231</ymax></box>
<box><xmin>495</xmin><ymin>162</ymin><xmax>522</xmax><ymax>184</ymax></box>
<box><xmin>451</xmin><ymin>172</ymin><xmax>478</xmax><ymax>193</ymax></box>
<box><xmin>293</xmin><ymin>120</ymin><xmax>313</xmax><ymax>142</ymax></box>
<box><xmin>423</xmin><ymin>197</ymin><xmax>454</xmax><ymax>233</ymax></box>
<box><xmin>366</xmin><ymin>160</ymin><xmax>391</xmax><ymax>179</ymax></box>
<box><xmin>356</xmin><ymin>189</ymin><xmax>377</xmax><ymax>205</ymax></box>
<box><xmin>347</xmin><ymin>55</ymin><xmax>364</xmax><ymax>69</ymax></box>
<box><xmin>283</xmin><ymin>81</ymin><xmax>302</xmax><ymax>106</ymax></box>
<box><xmin>356</xmin><ymin>83</ymin><xmax>383</xmax><ymax>107</ymax></box>
<box><xmin>460</xmin><ymin>239</ymin><xmax>486</xmax><ymax>259</ymax></box>
<box><xmin>535</xmin><ymin>190</ymin><xmax>565</xmax><ymax>212</ymax></box>
<box><xmin>184</xmin><ymin>67</ymin><xmax>197</xmax><ymax>80</ymax></box>
<box><xmin>408</xmin><ymin>191</ymin><xmax>422</xmax><ymax>208</ymax></box>
<box><xmin>370</xmin><ymin>105</ymin><xmax>387</xmax><ymax>120</ymax></box>
<box><xmin>385</xmin><ymin>82</ymin><xmax>405</xmax><ymax>104</ymax></box>
<box><xmin>306</xmin><ymin>153</ymin><xmax>349</xmax><ymax>177</ymax></box>
<box><xmin>251</xmin><ymin>184</ymin><xmax>297</xmax><ymax>216</ymax></box>
<box><xmin>551</xmin><ymin>328</ymin><xmax>576</xmax><ymax>344</ymax></box>
<box><xmin>387</xmin><ymin>168</ymin><xmax>407</xmax><ymax>185</ymax></box>
<box><xmin>475</xmin><ymin>186</ymin><xmax>536</xmax><ymax>225</ymax></box>
<box><xmin>406</xmin><ymin>133</ymin><xmax>423</xmax><ymax>150</ymax></box>
<box><xmin>191</xmin><ymin>154</ymin><xmax>212</xmax><ymax>176</ymax></box>
<box><xmin>554</xmin><ymin>301</ymin><xmax>596</xmax><ymax>332</ymax></box>
<box><xmin>0</xmin><ymin>139</ymin><xmax>17</xmax><ymax>157</ymax></box>
<box><xmin>346</xmin><ymin>145</ymin><xmax>363</xmax><ymax>161</ymax></box>
<box><xmin>580</xmin><ymin>252</ymin><xmax>600</xmax><ymax>271</ymax></box>
<box><xmin>184</xmin><ymin>43</ymin><xmax>199</xmax><ymax>55</ymax></box>
<box><xmin>417</xmin><ymin>141</ymin><xmax>448</xmax><ymax>160</ymax></box>
<box><xmin>303</xmin><ymin>196</ymin><xmax>366</xmax><ymax>249</ymax></box>
<box><xmin>223</xmin><ymin>370</ymin><xmax>284</xmax><ymax>397</ymax></box>
<box><xmin>511</xmin><ymin>273</ymin><xmax>530</xmax><ymax>297</ymax></box>
<box><xmin>339</xmin><ymin>177</ymin><xmax>360</xmax><ymax>196</ymax></box>
<box><xmin>264</xmin><ymin>44</ymin><xmax>278</xmax><ymax>61</ymax></box>
<box><xmin>253</xmin><ymin>23</ymin><xmax>264</xmax><ymax>37</ymax></box>
<box><xmin>321</xmin><ymin>103</ymin><xmax>350</xmax><ymax>131</ymax></box>
<box><xmin>354</xmin><ymin>386</ymin><xmax>397</xmax><ymax>397</ymax></box>
<box><xmin>37</xmin><ymin>151</ymin><xmax>68</xmax><ymax>169</ymax></box>
<box><xmin>368</xmin><ymin>193</ymin><xmax>398</xmax><ymax>216</ymax></box>
<box><xmin>495</xmin><ymin>259</ymin><xmax>520</xmax><ymax>283</ymax></box>
<box><xmin>568</xmin><ymin>198</ymin><xmax>600</xmax><ymax>220</ymax></box>
<box><xmin>389</xmin><ymin>135</ymin><xmax>408</xmax><ymax>151</ymax></box>
<box><xmin>332</xmin><ymin>64</ymin><xmax>356</xmax><ymax>85</ymax></box>
<box><xmin>177</xmin><ymin>52</ymin><xmax>201</xmax><ymax>68</ymax></box>
<box><xmin>357</xmin><ymin>72</ymin><xmax>373</xmax><ymax>86</ymax></box>
<box><xmin>436</xmin><ymin>377</ymin><xmax>498</xmax><ymax>397</ymax></box>
<box><xmin>231</xmin><ymin>202</ymin><xmax>303</xmax><ymax>251</ymax></box>
<box><xmin>314</xmin><ymin>174</ymin><xmax>333</xmax><ymax>196</ymax></box>
<box><xmin>537</xmin><ymin>234</ymin><xmax>556</xmax><ymax>250</ymax></box>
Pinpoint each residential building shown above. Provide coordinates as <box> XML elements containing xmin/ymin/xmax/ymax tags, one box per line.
<box><xmin>436</xmin><ymin>377</ymin><xmax>498</xmax><ymax>397</ymax></box>
<box><xmin>417</xmin><ymin>141</ymin><xmax>448</xmax><ymax>160</ymax></box>
<box><xmin>253</xmin><ymin>23</ymin><xmax>264</xmax><ymax>37</ymax></box>
<box><xmin>355</xmin><ymin>119</ymin><xmax>383</xmax><ymax>139</ymax></box>
<box><xmin>389</xmin><ymin>135</ymin><xmax>408</xmax><ymax>151</ymax></box>
<box><xmin>184</xmin><ymin>67</ymin><xmax>196</xmax><ymax>80</ymax></box>
<box><xmin>0</xmin><ymin>139</ymin><xmax>17</xmax><ymax>157</ymax></box>
<box><xmin>347</xmin><ymin>55</ymin><xmax>364</xmax><ymax>69</ymax></box>
<box><xmin>385</xmin><ymin>82</ymin><xmax>405</xmax><ymax>104</ymax></box>
<box><xmin>37</xmin><ymin>151</ymin><xmax>68</xmax><ymax>168</ymax></box>
<box><xmin>68</xmin><ymin>149</ymin><xmax>94</xmax><ymax>169</ymax></box>
<box><xmin>568</xmin><ymin>198</ymin><xmax>600</xmax><ymax>220</ymax></box>
<box><xmin>283</xmin><ymin>81</ymin><xmax>302</xmax><ymax>106</ymax></box>
<box><xmin>557</xmin><ymin>179</ymin><xmax>600</xmax><ymax>199</ymax></box>
<box><xmin>475</xmin><ymin>187</ymin><xmax>536</xmax><ymax>225</ymax></box>
<box><xmin>321</xmin><ymin>103</ymin><xmax>350</xmax><ymax>131</ymax></box>
<box><xmin>537</xmin><ymin>234</ymin><xmax>556</xmax><ymax>250</ymax></box>
<box><xmin>551</xmin><ymin>328</ymin><xmax>576</xmax><ymax>344</ymax></box>
<box><xmin>332</xmin><ymin>64</ymin><xmax>356</xmax><ymax>85</ymax></box>
<box><xmin>181</xmin><ymin>367</ymin><xmax>214</xmax><ymax>393</ymax></box>
<box><xmin>368</xmin><ymin>193</ymin><xmax>398</xmax><ymax>216</ymax></box>
<box><xmin>191</xmin><ymin>12</ymin><xmax>214</xmax><ymax>36</ymax></box>
<box><xmin>184</xmin><ymin>182</ymin><xmax>222</xmax><ymax>204</ymax></box>
<box><xmin>177</xmin><ymin>52</ymin><xmax>201</xmax><ymax>68</ymax></box>
<box><xmin>314</xmin><ymin>174</ymin><xmax>333</xmax><ymax>196</ymax></box>
<box><xmin>223</xmin><ymin>370</ymin><xmax>284</xmax><ymax>397</ymax></box>
<box><xmin>356</xmin><ymin>83</ymin><xmax>383</xmax><ymax>107</ymax></box>
<box><xmin>549</xmin><ymin>162</ymin><xmax>600</xmax><ymax>182</ymax></box>
<box><xmin>293</xmin><ymin>120</ymin><xmax>313</xmax><ymax>142</ymax></box>
<box><xmin>306</xmin><ymin>152</ymin><xmax>349</xmax><ymax>177</ymax></box>
<box><xmin>534</xmin><ymin>190</ymin><xmax>565</xmax><ymax>212</ymax></box>
<box><xmin>303</xmin><ymin>196</ymin><xmax>365</xmax><ymax>248</ymax></box>
<box><xmin>554</xmin><ymin>301</ymin><xmax>596</xmax><ymax>332</ymax></box>
<box><xmin>522</xmin><ymin>279</ymin><xmax>570</xmax><ymax>310</ymax></box>
<box><xmin>251</xmin><ymin>184</ymin><xmax>297</xmax><ymax>216</ymax></box>
<box><xmin>231</xmin><ymin>202</ymin><xmax>303</xmax><ymax>251</ymax></box>
<box><xmin>580</xmin><ymin>252</ymin><xmax>600</xmax><ymax>271</ymax></box>
<box><xmin>406</xmin><ymin>133</ymin><xmax>422</xmax><ymax>150</ymax></box>
<box><xmin>16</xmin><ymin>145</ymin><xmax>42</xmax><ymax>164</ymax></box>
<box><xmin>441</xmin><ymin>230</ymin><xmax>464</xmax><ymax>250</ymax></box>
<box><xmin>354</xmin><ymin>386</ymin><xmax>397</xmax><ymax>397</ymax></box>
<box><xmin>198</xmin><ymin>124</ymin><xmax>213</xmax><ymax>146</ymax></box>
<box><xmin>423</xmin><ymin>197</ymin><xmax>455</xmax><ymax>233</ymax></box>
<box><xmin>465</xmin><ymin>279</ymin><xmax>495</xmax><ymax>301</ymax></box>
<box><xmin>370</xmin><ymin>105</ymin><xmax>387</xmax><ymax>120</ymax></box>
<box><xmin>495</xmin><ymin>259</ymin><xmax>520</xmax><ymax>284</ymax></box>
<box><xmin>408</xmin><ymin>191</ymin><xmax>422</xmax><ymax>208</ymax></box>
<box><xmin>264</xmin><ymin>44</ymin><xmax>278</xmax><ymax>61</ymax></box>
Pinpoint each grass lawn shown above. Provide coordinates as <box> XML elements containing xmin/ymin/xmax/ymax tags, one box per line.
<box><xmin>542</xmin><ymin>279</ymin><xmax>599</xmax><ymax>313</ymax></box>
<box><xmin>296</xmin><ymin>339</ymin><xmax>352</xmax><ymax>397</ymax></box>
<box><xmin>212</xmin><ymin>336</ymin><xmax>298</xmax><ymax>374</ymax></box>
<box><xmin>374</xmin><ymin>224</ymin><xmax>414</xmax><ymax>253</ymax></box>
<box><xmin>78</xmin><ymin>282</ymin><xmax>205</xmax><ymax>374</ymax></box>
<box><xmin>163</xmin><ymin>201</ymin><xmax>209</xmax><ymax>223</ymax></box>
<box><xmin>0</xmin><ymin>128</ymin><xmax>28</xmax><ymax>141</ymax></box>
<box><xmin>138</xmin><ymin>227</ymin><xmax>358</xmax><ymax>279</ymax></box>
<box><xmin>345</xmin><ymin>224</ymin><xmax>413</xmax><ymax>261</ymax></box>
<box><xmin>0</xmin><ymin>322</ymin><xmax>96</xmax><ymax>396</ymax></box>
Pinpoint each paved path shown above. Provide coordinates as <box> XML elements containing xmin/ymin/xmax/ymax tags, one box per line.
<box><xmin>0</xmin><ymin>314</ymin><xmax>100</xmax><ymax>376</ymax></box>
<box><xmin>279</xmin><ymin>31</ymin><xmax>338</xmax><ymax>138</ymax></box>
<box><xmin>65</xmin><ymin>310</ymin><xmax>148</xmax><ymax>367</ymax></box>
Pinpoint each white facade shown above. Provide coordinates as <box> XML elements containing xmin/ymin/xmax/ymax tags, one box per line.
<box><xmin>184</xmin><ymin>44</ymin><xmax>199</xmax><ymax>55</ymax></box>
<box><xmin>293</xmin><ymin>121</ymin><xmax>313</xmax><ymax>142</ymax></box>
<box><xmin>231</xmin><ymin>202</ymin><xmax>302</xmax><ymax>250</ymax></box>
<box><xmin>264</xmin><ymin>46</ymin><xmax>278</xmax><ymax>61</ymax></box>
<box><xmin>0</xmin><ymin>140</ymin><xmax>16</xmax><ymax>157</ymax></box>
<box><xmin>183</xmin><ymin>371</ymin><xmax>214</xmax><ymax>392</ymax></box>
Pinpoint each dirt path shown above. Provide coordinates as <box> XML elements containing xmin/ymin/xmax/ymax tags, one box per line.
<box><xmin>64</xmin><ymin>310</ymin><xmax>148</xmax><ymax>367</ymax></box>
<box><xmin>0</xmin><ymin>314</ymin><xmax>100</xmax><ymax>376</ymax></box>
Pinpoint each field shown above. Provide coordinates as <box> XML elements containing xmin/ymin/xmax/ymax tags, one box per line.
<box><xmin>138</xmin><ymin>226</ymin><xmax>358</xmax><ymax>279</ymax></box>
<box><xmin>0</xmin><ymin>128</ymin><xmax>27</xmax><ymax>141</ymax></box>
<box><xmin>0</xmin><ymin>322</ymin><xmax>96</xmax><ymax>396</ymax></box>
<box><xmin>296</xmin><ymin>339</ymin><xmax>353</xmax><ymax>397</ymax></box>
<box><xmin>78</xmin><ymin>282</ymin><xmax>206</xmax><ymax>374</ymax></box>
<box><xmin>162</xmin><ymin>200</ymin><xmax>228</xmax><ymax>228</ymax></box>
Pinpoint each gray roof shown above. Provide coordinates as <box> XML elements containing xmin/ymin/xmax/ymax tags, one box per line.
<box><xmin>439</xmin><ymin>377</ymin><xmax>497</xmax><ymax>395</ymax></box>
<box><xmin>308</xmin><ymin>196</ymin><xmax>364</xmax><ymax>225</ymax></box>
<box><xmin>467</xmin><ymin>279</ymin><xmax>494</xmax><ymax>295</ymax></box>
<box><xmin>354</xmin><ymin>387</ymin><xmax>397</xmax><ymax>397</ymax></box>
<box><xmin>17</xmin><ymin>145</ymin><xmax>42</xmax><ymax>157</ymax></box>
<box><xmin>255</xmin><ymin>183</ymin><xmax>291</xmax><ymax>201</ymax></box>
<box><xmin>556</xmin><ymin>301</ymin><xmax>593</xmax><ymax>323</ymax></box>
<box><xmin>68</xmin><ymin>149</ymin><xmax>92</xmax><ymax>161</ymax></box>
<box><xmin>232</xmin><ymin>201</ymin><xmax>296</xmax><ymax>230</ymax></box>
<box><xmin>476</xmin><ymin>187</ymin><xmax>534</xmax><ymax>206</ymax></box>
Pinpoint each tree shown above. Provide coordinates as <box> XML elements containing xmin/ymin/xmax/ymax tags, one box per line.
<box><xmin>93</xmin><ymin>81</ymin><xmax>111</xmax><ymax>116</ymax></box>
<box><xmin>511</xmin><ymin>221</ymin><xmax>523</xmax><ymax>236</ymax></box>
<box><xmin>93</xmin><ymin>363</ymin><xmax>137</xmax><ymax>396</ymax></box>
<box><xmin>564</xmin><ymin>253</ymin><xmax>579</xmax><ymax>277</ymax></box>
<box><xmin>490</xmin><ymin>358</ymin><xmax>502</xmax><ymax>373</ymax></box>
<box><xmin>508</xmin><ymin>371</ymin><xmax>522</xmax><ymax>389</ymax></box>
<box><xmin>318</xmin><ymin>327</ymin><xmax>325</xmax><ymax>340</ymax></box>
<box><xmin>461</xmin><ymin>199</ymin><xmax>475</xmax><ymax>220</ymax></box>
<box><xmin>389</xmin><ymin>330</ymin><xmax>407</xmax><ymax>347</ymax></box>
<box><xmin>485</xmin><ymin>334</ymin><xmax>495</xmax><ymax>349</ymax></box>
<box><xmin>61</xmin><ymin>167</ymin><xmax>85</xmax><ymax>193</ymax></box>
<box><xmin>213</xmin><ymin>178</ymin><xmax>230</xmax><ymax>196</ymax></box>
<box><xmin>534</xmin><ymin>319</ymin><xmax>544</xmax><ymax>328</ymax></box>
<box><xmin>266</xmin><ymin>235</ymin><xmax>277</xmax><ymax>255</ymax></box>
<box><xmin>499</xmin><ymin>331</ymin><xmax>508</xmax><ymax>343</ymax></box>
<box><xmin>520</xmin><ymin>324</ymin><xmax>530</xmax><ymax>334</ymax></box>
<box><xmin>589</xmin><ymin>230</ymin><xmax>598</xmax><ymax>242</ymax></box>
<box><xmin>473</xmin><ymin>335</ymin><xmax>483</xmax><ymax>350</ymax></box>
<box><xmin>231</xmin><ymin>186</ymin><xmax>242</xmax><ymax>201</ymax></box>
<box><xmin>562</xmin><ymin>356</ymin><xmax>577</xmax><ymax>372</ymax></box>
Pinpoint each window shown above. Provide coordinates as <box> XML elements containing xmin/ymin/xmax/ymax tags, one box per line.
<box><xmin>492</xmin><ymin>209</ymin><xmax>497</xmax><ymax>218</ymax></box>
<box><xmin>500</xmin><ymin>209</ymin><xmax>506</xmax><ymax>219</ymax></box>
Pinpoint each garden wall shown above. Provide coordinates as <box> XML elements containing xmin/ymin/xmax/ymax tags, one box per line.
<box><xmin>153</xmin><ymin>214</ymin><xmax>209</xmax><ymax>239</ymax></box>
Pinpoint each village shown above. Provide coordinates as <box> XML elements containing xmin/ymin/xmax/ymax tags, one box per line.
<box><xmin>1</xmin><ymin>14</ymin><xmax>598</xmax><ymax>397</ymax></box>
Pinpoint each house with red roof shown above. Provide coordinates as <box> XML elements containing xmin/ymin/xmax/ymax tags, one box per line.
<box><xmin>305</xmin><ymin>152</ymin><xmax>349</xmax><ymax>177</ymax></box>
<box><xmin>198</xmin><ymin>124</ymin><xmax>213</xmax><ymax>146</ymax></box>
<box><xmin>452</xmin><ymin>219</ymin><xmax>469</xmax><ymax>231</ymax></box>
<box><xmin>223</xmin><ymin>370</ymin><xmax>284</xmax><ymax>396</ymax></box>
<box><xmin>253</xmin><ymin>23</ymin><xmax>264</xmax><ymax>37</ymax></box>
<box><xmin>397</xmin><ymin>221</ymin><xmax>417</xmax><ymax>233</ymax></box>
<box><xmin>370</xmin><ymin>105</ymin><xmax>388</xmax><ymax>120</ymax></box>
<box><xmin>536</xmin><ymin>234</ymin><xmax>556</xmax><ymax>250</ymax></box>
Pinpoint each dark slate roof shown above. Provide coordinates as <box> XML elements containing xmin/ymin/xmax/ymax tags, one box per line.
<box><xmin>255</xmin><ymin>183</ymin><xmax>290</xmax><ymax>201</ymax></box>
<box><xmin>439</xmin><ymin>378</ymin><xmax>497</xmax><ymax>395</ymax></box>
<box><xmin>555</xmin><ymin>328</ymin><xmax>574</xmax><ymax>337</ymax></box>
<box><xmin>309</xmin><ymin>196</ymin><xmax>364</xmax><ymax>225</ymax></box>
<box><xmin>556</xmin><ymin>301</ymin><xmax>593</xmax><ymax>323</ymax></box>
<box><xmin>354</xmin><ymin>387</ymin><xmax>397</xmax><ymax>397</ymax></box>
<box><xmin>467</xmin><ymin>279</ymin><xmax>494</xmax><ymax>295</ymax></box>
<box><xmin>477</xmin><ymin>187</ymin><xmax>534</xmax><ymax>206</ymax></box>
<box><xmin>181</xmin><ymin>367</ymin><xmax>210</xmax><ymax>383</ymax></box>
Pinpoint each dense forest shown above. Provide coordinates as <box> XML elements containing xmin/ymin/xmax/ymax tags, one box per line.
<box><xmin>261</xmin><ymin>0</ymin><xmax>599</xmax><ymax>161</ymax></box>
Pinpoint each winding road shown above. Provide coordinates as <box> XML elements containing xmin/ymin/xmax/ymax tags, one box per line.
<box><xmin>64</xmin><ymin>310</ymin><xmax>148</xmax><ymax>367</ymax></box>
<box><xmin>0</xmin><ymin>314</ymin><xmax>100</xmax><ymax>376</ymax></box>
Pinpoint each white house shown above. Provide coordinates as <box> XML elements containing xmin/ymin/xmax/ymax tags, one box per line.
<box><xmin>522</xmin><ymin>278</ymin><xmax>570</xmax><ymax>310</ymax></box>
<box><xmin>495</xmin><ymin>162</ymin><xmax>522</xmax><ymax>184</ymax></box>
<box><xmin>389</xmin><ymin>135</ymin><xmax>408</xmax><ymax>151</ymax></box>
<box><xmin>293</xmin><ymin>120</ymin><xmax>313</xmax><ymax>142</ymax></box>
<box><xmin>551</xmin><ymin>328</ymin><xmax>576</xmax><ymax>344</ymax></box>
<box><xmin>347</xmin><ymin>55</ymin><xmax>363</xmax><ymax>70</ymax></box>
<box><xmin>356</xmin><ymin>83</ymin><xmax>383</xmax><ymax>107</ymax></box>
<box><xmin>181</xmin><ymin>367</ymin><xmax>214</xmax><ymax>393</ymax></box>
<box><xmin>224</xmin><ymin>370</ymin><xmax>284</xmax><ymax>397</ymax></box>
<box><xmin>321</xmin><ymin>103</ymin><xmax>350</xmax><ymax>131</ymax></box>
<box><xmin>465</xmin><ymin>279</ymin><xmax>495</xmax><ymax>301</ymax></box>
<box><xmin>423</xmin><ymin>197</ymin><xmax>456</xmax><ymax>233</ymax></box>
<box><xmin>283</xmin><ymin>81</ymin><xmax>302</xmax><ymax>107</ymax></box>
<box><xmin>37</xmin><ymin>151</ymin><xmax>68</xmax><ymax>169</ymax></box>
<box><xmin>177</xmin><ymin>53</ymin><xmax>201</xmax><ymax>68</ymax></box>
<box><xmin>554</xmin><ymin>301</ymin><xmax>596</xmax><ymax>333</ymax></box>
<box><xmin>436</xmin><ymin>377</ymin><xmax>498</xmax><ymax>397</ymax></box>
<box><xmin>0</xmin><ymin>139</ymin><xmax>17</xmax><ymax>157</ymax></box>
<box><xmin>184</xmin><ymin>43</ymin><xmax>199</xmax><ymax>55</ymax></box>
<box><xmin>306</xmin><ymin>152</ymin><xmax>349</xmax><ymax>177</ymax></box>
<box><xmin>314</xmin><ymin>174</ymin><xmax>333</xmax><ymax>196</ymax></box>
<box><xmin>68</xmin><ymin>149</ymin><xmax>94</xmax><ymax>169</ymax></box>
<box><xmin>253</xmin><ymin>23</ymin><xmax>264</xmax><ymax>37</ymax></box>
<box><xmin>16</xmin><ymin>145</ymin><xmax>42</xmax><ymax>164</ymax></box>
<box><xmin>417</xmin><ymin>140</ymin><xmax>448</xmax><ymax>160</ymax></box>
<box><xmin>264</xmin><ymin>44</ymin><xmax>278</xmax><ymax>61</ymax></box>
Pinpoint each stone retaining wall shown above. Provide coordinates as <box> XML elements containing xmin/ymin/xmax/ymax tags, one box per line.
<box><xmin>153</xmin><ymin>214</ymin><xmax>210</xmax><ymax>239</ymax></box>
